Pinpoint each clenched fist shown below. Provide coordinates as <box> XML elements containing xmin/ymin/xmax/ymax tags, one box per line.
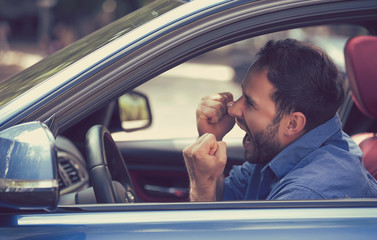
<box><xmin>196</xmin><ymin>92</ymin><xmax>236</xmax><ymax>141</ymax></box>
<box><xmin>183</xmin><ymin>133</ymin><xmax>227</xmax><ymax>202</ymax></box>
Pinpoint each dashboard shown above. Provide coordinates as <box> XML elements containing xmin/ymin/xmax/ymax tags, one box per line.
<box><xmin>56</xmin><ymin>136</ymin><xmax>89</xmax><ymax>195</ymax></box>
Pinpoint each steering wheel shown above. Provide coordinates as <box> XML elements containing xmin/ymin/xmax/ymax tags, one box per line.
<box><xmin>85</xmin><ymin>125</ymin><xmax>136</xmax><ymax>203</ymax></box>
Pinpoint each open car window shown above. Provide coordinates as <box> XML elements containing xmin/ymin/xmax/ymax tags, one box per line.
<box><xmin>69</xmin><ymin>23</ymin><xmax>370</xmax><ymax>205</ymax></box>
<box><xmin>53</xmin><ymin>22</ymin><xmax>372</xmax><ymax>205</ymax></box>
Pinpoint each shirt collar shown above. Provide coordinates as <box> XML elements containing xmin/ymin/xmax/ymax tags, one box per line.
<box><xmin>266</xmin><ymin>113</ymin><xmax>342</xmax><ymax>178</ymax></box>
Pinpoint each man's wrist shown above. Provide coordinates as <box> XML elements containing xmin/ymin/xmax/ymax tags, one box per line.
<box><xmin>216</xmin><ymin>175</ymin><xmax>225</xmax><ymax>201</ymax></box>
<box><xmin>189</xmin><ymin>182</ymin><xmax>217</xmax><ymax>202</ymax></box>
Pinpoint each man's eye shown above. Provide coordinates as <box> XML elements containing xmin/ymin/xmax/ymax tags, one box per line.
<box><xmin>246</xmin><ymin>101</ymin><xmax>254</xmax><ymax>109</ymax></box>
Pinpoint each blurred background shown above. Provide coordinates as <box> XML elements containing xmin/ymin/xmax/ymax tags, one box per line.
<box><xmin>0</xmin><ymin>0</ymin><xmax>151</xmax><ymax>81</ymax></box>
<box><xmin>0</xmin><ymin>0</ymin><xmax>364</xmax><ymax>83</ymax></box>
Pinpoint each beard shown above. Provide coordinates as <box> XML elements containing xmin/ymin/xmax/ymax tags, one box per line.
<box><xmin>245</xmin><ymin>120</ymin><xmax>282</xmax><ymax>165</ymax></box>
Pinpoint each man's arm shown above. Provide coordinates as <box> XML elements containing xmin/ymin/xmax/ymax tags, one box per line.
<box><xmin>183</xmin><ymin>133</ymin><xmax>227</xmax><ymax>201</ymax></box>
<box><xmin>216</xmin><ymin>174</ymin><xmax>225</xmax><ymax>201</ymax></box>
<box><xmin>183</xmin><ymin>92</ymin><xmax>235</xmax><ymax>202</ymax></box>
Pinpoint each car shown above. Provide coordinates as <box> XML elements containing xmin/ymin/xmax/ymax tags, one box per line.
<box><xmin>1</xmin><ymin>0</ymin><xmax>377</xmax><ymax>238</ymax></box>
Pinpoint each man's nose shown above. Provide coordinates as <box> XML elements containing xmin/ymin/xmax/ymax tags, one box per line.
<box><xmin>227</xmin><ymin>97</ymin><xmax>243</xmax><ymax>118</ymax></box>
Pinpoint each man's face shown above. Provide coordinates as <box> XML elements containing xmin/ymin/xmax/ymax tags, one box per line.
<box><xmin>228</xmin><ymin>67</ymin><xmax>283</xmax><ymax>164</ymax></box>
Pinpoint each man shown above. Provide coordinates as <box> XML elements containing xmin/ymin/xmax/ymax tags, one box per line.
<box><xmin>183</xmin><ymin>39</ymin><xmax>377</xmax><ymax>202</ymax></box>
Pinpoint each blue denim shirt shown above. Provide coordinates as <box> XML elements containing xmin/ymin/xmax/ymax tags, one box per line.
<box><xmin>223</xmin><ymin>114</ymin><xmax>377</xmax><ymax>200</ymax></box>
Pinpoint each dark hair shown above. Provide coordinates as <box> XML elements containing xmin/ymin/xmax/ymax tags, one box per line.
<box><xmin>252</xmin><ymin>38</ymin><xmax>344</xmax><ymax>132</ymax></box>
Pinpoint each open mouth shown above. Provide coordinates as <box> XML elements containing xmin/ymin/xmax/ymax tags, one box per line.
<box><xmin>236</xmin><ymin>118</ymin><xmax>253</xmax><ymax>150</ymax></box>
<box><xmin>242</xmin><ymin>132</ymin><xmax>253</xmax><ymax>149</ymax></box>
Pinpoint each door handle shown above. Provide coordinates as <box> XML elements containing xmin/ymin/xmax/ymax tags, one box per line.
<box><xmin>144</xmin><ymin>184</ymin><xmax>188</xmax><ymax>198</ymax></box>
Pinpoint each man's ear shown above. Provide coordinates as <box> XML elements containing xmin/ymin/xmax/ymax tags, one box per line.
<box><xmin>285</xmin><ymin>112</ymin><xmax>306</xmax><ymax>136</ymax></box>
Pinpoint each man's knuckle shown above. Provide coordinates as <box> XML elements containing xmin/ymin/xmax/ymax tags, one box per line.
<box><xmin>207</xmin><ymin>133</ymin><xmax>216</xmax><ymax>141</ymax></box>
<box><xmin>192</xmin><ymin>151</ymin><xmax>200</xmax><ymax>160</ymax></box>
<box><xmin>183</xmin><ymin>147</ymin><xmax>189</xmax><ymax>155</ymax></box>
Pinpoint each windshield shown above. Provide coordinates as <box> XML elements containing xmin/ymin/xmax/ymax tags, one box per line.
<box><xmin>0</xmin><ymin>0</ymin><xmax>185</xmax><ymax>107</ymax></box>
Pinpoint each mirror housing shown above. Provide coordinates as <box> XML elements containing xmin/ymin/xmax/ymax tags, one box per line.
<box><xmin>0</xmin><ymin>122</ymin><xmax>58</xmax><ymax>210</ymax></box>
<box><xmin>118</xmin><ymin>91</ymin><xmax>152</xmax><ymax>132</ymax></box>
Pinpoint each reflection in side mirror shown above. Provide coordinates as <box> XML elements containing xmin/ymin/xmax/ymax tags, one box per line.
<box><xmin>0</xmin><ymin>122</ymin><xmax>58</xmax><ymax>210</ymax></box>
<box><xmin>118</xmin><ymin>91</ymin><xmax>152</xmax><ymax>132</ymax></box>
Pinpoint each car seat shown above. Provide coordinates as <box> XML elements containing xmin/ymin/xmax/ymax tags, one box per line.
<box><xmin>344</xmin><ymin>35</ymin><xmax>377</xmax><ymax>179</ymax></box>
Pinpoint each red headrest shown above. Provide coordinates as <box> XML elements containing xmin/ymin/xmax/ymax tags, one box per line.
<box><xmin>344</xmin><ymin>36</ymin><xmax>377</xmax><ymax>119</ymax></box>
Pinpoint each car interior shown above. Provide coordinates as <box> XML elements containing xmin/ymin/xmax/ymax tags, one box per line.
<box><xmin>344</xmin><ymin>35</ymin><xmax>377</xmax><ymax>179</ymax></box>
<box><xmin>53</xmin><ymin>23</ymin><xmax>377</xmax><ymax>205</ymax></box>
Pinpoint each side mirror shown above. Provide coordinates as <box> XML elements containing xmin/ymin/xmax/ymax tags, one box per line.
<box><xmin>0</xmin><ymin>122</ymin><xmax>58</xmax><ymax>210</ymax></box>
<box><xmin>118</xmin><ymin>91</ymin><xmax>152</xmax><ymax>132</ymax></box>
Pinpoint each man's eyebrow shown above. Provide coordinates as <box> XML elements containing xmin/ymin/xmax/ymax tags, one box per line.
<box><xmin>244</xmin><ymin>91</ymin><xmax>258</xmax><ymax>108</ymax></box>
<box><xmin>241</xmin><ymin>81</ymin><xmax>259</xmax><ymax>108</ymax></box>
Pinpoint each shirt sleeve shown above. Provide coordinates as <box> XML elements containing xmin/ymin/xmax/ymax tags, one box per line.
<box><xmin>223</xmin><ymin>162</ymin><xmax>256</xmax><ymax>200</ymax></box>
